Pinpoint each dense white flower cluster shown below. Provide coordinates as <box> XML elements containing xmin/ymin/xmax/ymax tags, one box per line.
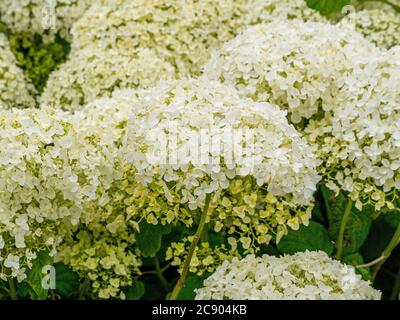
<box><xmin>54</xmin><ymin>93</ymin><xmax>144</xmax><ymax>299</ymax></box>
<box><xmin>195</xmin><ymin>251</ymin><xmax>382</xmax><ymax>300</ymax></box>
<box><xmin>204</xmin><ymin>20</ymin><xmax>376</xmax><ymax>123</ymax></box>
<box><xmin>40</xmin><ymin>47</ymin><xmax>175</xmax><ymax>111</ymax></box>
<box><xmin>203</xmin><ymin>19</ymin><xmax>400</xmax><ymax>210</ymax></box>
<box><xmin>41</xmin><ymin>0</ymin><xmax>323</xmax><ymax>110</ymax></box>
<box><xmin>305</xmin><ymin>46</ymin><xmax>400</xmax><ymax>210</ymax></box>
<box><xmin>340</xmin><ymin>9</ymin><xmax>400</xmax><ymax>48</ymax></box>
<box><xmin>0</xmin><ymin>0</ymin><xmax>93</xmax><ymax>40</ymax></box>
<box><xmin>124</xmin><ymin>78</ymin><xmax>320</xmax><ymax>209</ymax></box>
<box><xmin>0</xmin><ymin>101</ymin><xmax>142</xmax><ymax>297</ymax></box>
<box><xmin>123</xmin><ymin>78</ymin><xmax>320</xmax><ymax>249</ymax></box>
<box><xmin>0</xmin><ymin>34</ymin><xmax>36</xmax><ymax>109</ymax></box>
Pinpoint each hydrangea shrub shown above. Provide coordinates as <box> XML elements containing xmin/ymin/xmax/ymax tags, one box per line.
<box><xmin>0</xmin><ymin>0</ymin><xmax>398</xmax><ymax>301</ymax></box>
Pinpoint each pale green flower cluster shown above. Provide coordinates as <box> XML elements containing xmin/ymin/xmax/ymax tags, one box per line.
<box><xmin>166</xmin><ymin>237</ymin><xmax>239</xmax><ymax>276</ymax></box>
<box><xmin>0</xmin><ymin>0</ymin><xmax>93</xmax><ymax>40</ymax></box>
<box><xmin>204</xmin><ymin>20</ymin><xmax>376</xmax><ymax>124</ymax></box>
<box><xmin>41</xmin><ymin>0</ymin><xmax>323</xmax><ymax>110</ymax></box>
<box><xmin>0</xmin><ymin>34</ymin><xmax>36</xmax><ymax>109</ymax></box>
<box><xmin>339</xmin><ymin>9</ymin><xmax>400</xmax><ymax>49</ymax></box>
<box><xmin>123</xmin><ymin>78</ymin><xmax>320</xmax><ymax>251</ymax></box>
<box><xmin>195</xmin><ymin>251</ymin><xmax>382</xmax><ymax>300</ymax></box>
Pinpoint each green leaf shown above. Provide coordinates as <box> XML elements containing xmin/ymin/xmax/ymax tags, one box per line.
<box><xmin>306</xmin><ymin>0</ymin><xmax>350</xmax><ymax>16</ymax></box>
<box><xmin>17</xmin><ymin>282</ymin><xmax>31</xmax><ymax>298</ymax></box>
<box><xmin>321</xmin><ymin>186</ymin><xmax>372</xmax><ymax>255</ymax></box>
<box><xmin>137</xmin><ymin>222</ymin><xmax>172</xmax><ymax>258</ymax></box>
<box><xmin>361</xmin><ymin>212</ymin><xmax>400</xmax><ymax>261</ymax></box>
<box><xmin>25</xmin><ymin>251</ymin><xmax>53</xmax><ymax>300</ymax></box>
<box><xmin>277</xmin><ymin>221</ymin><xmax>334</xmax><ymax>255</ymax></box>
<box><xmin>175</xmin><ymin>275</ymin><xmax>206</xmax><ymax>300</ymax></box>
<box><xmin>54</xmin><ymin>263</ymin><xmax>80</xmax><ymax>298</ymax></box>
<box><xmin>125</xmin><ymin>280</ymin><xmax>145</xmax><ymax>300</ymax></box>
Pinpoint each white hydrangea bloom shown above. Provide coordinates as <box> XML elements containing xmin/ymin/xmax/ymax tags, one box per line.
<box><xmin>0</xmin><ymin>34</ymin><xmax>36</xmax><ymax>109</ymax></box>
<box><xmin>203</xmin><ymin>20</ymin><xmax>377</xmax><ymax>123</ymax></box>
<box><xmin>41</xmin><ymin>47</ymin><xmax>175</xmax><ymax>111</ymax></box>
<box><xmin>123</xmin><ymin>78</ymin><xmax>320</xmax><ymax>209</ymax></box>
<box><xmin>195</xmin><ymin>251</ymin><xmax>382</xmax><ymax>300</ymax></box>
<box><xmin>305</xmin><ymin>46</ymin><xmax>400</xmax><ymax>210</ymax></box>
<box><xmin>339</xmin><ymin>9</ymin><xmax>400</xmax><ymax>49</ymax></box>
<box><xmin>0</xmin><ymin>0</ymin><xmax>93</xmax><ymax>40</ymax></box>
<box><xmin>0</xmin><ymin>101</ymin><xmax>141</xmax><ymax>294</ymax></box>
<box><xmin>121</xmin><ymin>79</ymin><xmax>319</xmax><ymax>250</ymax></box>
<box><xmin>41</xmin><ymin>0</ymin><xmax>323</xmax><ymax>110</ymax></box>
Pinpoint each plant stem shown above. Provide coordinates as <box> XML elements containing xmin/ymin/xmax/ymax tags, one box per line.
<box><xmin>154</xmin><ymin>256</ymin><xmax>169</xmax><ymax>293</ymax></box>
<box><xmin>372</xmin><ymin>223</ymin><xmax>400</xmax><ymax>280</ymax></box>
<box><xmin>169</xmin><ymin>193</ymin><xmax>212</xmax><ymax>300</ymax></box>
<box><xmin>78</xmin><ymin>278</ymin><xmax>90</xmax><ymax>300</ymax></box>
<box><xmin>356</xmin><ymin>255</ymin><xmax>386</xmax><ymax>268</ymax></box>
<box><xmin>8</xmin><ymin>278</ymin><xmax>17</xmax><ymax>300</ymax></box>
<box><xmin>336</xmin><ymin>198</ymin><xmax>353</xmax><ymax>260</ymax></box>
<box><xmin>390</xmin><ymin>265</ymin><xmax>400</xmax><ymax>300</ymax></box>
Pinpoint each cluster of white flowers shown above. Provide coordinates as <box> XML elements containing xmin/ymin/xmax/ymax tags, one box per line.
<box><xmin>0</xmin><ymin>101</ymin><xmax>143</xmax><ymax>296</ymax></box>
<box><xmin>204</xmin><ymin>20</ymin><xmax>377</xmax><ymax>123</ymax></box>
<box><xmin>339</xmin><ymin>8</ymin><xmax>400</xmax><ymax>49</ymax></box>
<box><xmin>123</xmin><ymin>78</ymin><xmax>320</xmax><ymax>251</ymax></box>
<box><xmin>305</xmin><ymin>46</ymin><xmax>400</xmax><ymax>210</ymax></box>
<box><xmin>1</xmin><ymin>0</ymin><xmax>394</xmax><ymax>300</ymax></box>
<box><xmin>0</xmin><ymin>34</ymin><xmax>36</xmax><ymax>109</ymax></box>
<box><xmin>41</xmin><ymin>0</ymin><xmax>323</xmax><ymax>110</ymax></box>
<box><xmin>40</xmin><ymin>47</ymin><xmax>176</xmax><ymax>111</ymax></box>
<box><xmin>203</xmin><ymin>19</ymin><xmax>400</xmax><ymax>210</ymax></box>
<box><xmin>195</xmin><ymin>251</ymin><xmax>382</xmax><ymax>300</ymax></box>
<box><xmin>0</xmin><ymin>0</ymin><xmax>93</xmax><ymax>40</ymax></box>
<box><xmin>123</xmin><ymin>78</ymin><xmax>320</xmax><ymax>210</ymax></box>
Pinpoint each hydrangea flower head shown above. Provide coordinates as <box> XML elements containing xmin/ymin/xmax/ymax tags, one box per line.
<box><xmin>195</xmin><ymin>251</ymin><xmax>382</xmax><ymax>300</ymax></box>
<box><xmin>41</xmin><ymin>0</ymin><xmax>324</xmax><ymax>110</ymax></box>
<box><xmin>123</xmin><ymin>78</ymin><xmax>320</xmax><ymax>253</ymax></box>
<box><xmin>339</xmin><ymin>9</ymin><xmax>400</xmax><ymax>49</ymax></box>
<box><xmin>0</xmin><ymin>101</ymin><xmax>141</xmax><ymax>296</ymax></box>
<box><xmin>305</xmin><ymin>46</ymin><xmax>400</xmax><ymax>210</ymax></box>
<box><xmin>203</xmin><ymin>20</ymin><xmax>377</xmax><ymax>123</ymax></box>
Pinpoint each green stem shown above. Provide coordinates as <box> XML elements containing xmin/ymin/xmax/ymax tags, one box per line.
<box><xmin>8</xmin><ymin>278</ymin><xmax>17</xmax><ymax>300</ymax></box>
<box><xmin>169</xmin><ymin>193</ymin><xmax>212</xmax><ymax>300</ymax></box>
<box><xmin>361</xmin><ymin>0</ymin><xmax>400</xmax><ymax>12</ymax></box>
<box><xmin>154</xmin><ymin>256</ymin><xmax>169</xmax><ymax>293</ymax></box>
<box><xmin>161</xmin><ymin>262</ymin><xmax>172</xmax><ymax>273</ymax></box>
<box><xmin>372</xmin><ymin>223</ymin><xmax>400</xmax><ymax>280</ymax></box>
<box><xmin>78</xmin><ymin>278</ymin><xmax>90</xmax><ymax>300</ymax></box>
<box><xmin>390</xmin><ymin>265</ymin><xmax>400</xmax><ymax>300</ymax></box>
<box><xmin>336</xmin><ymin>198</ymin><xmax>353</xmax><ymax>260</ymax></box>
